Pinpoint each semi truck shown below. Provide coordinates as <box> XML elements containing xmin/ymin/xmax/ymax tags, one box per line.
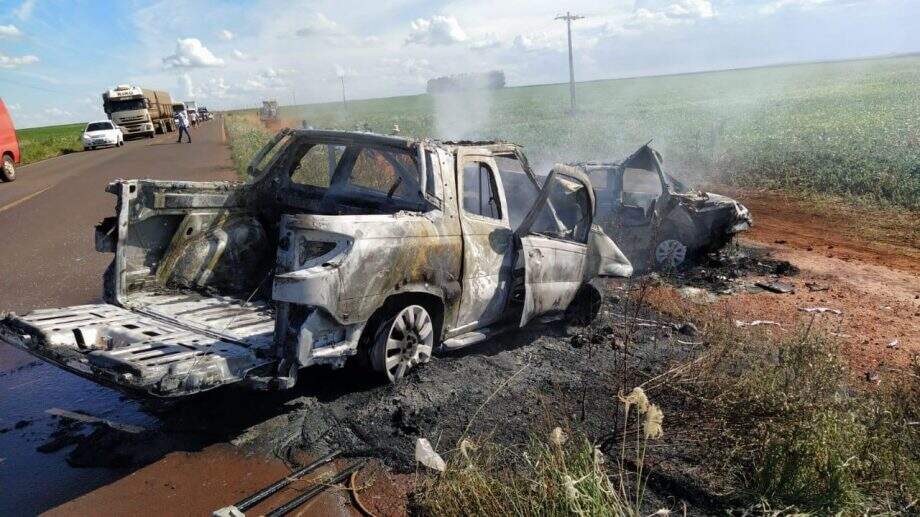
<box><xmin>102</xmin><ymin>85</ymin><xmax>175</xmax><ymax>139</ymax></box>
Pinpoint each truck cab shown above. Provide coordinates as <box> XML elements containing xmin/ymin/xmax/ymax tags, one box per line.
<box><xmin>0</xmin><ymin>130</ymin><xmax>632</xmax><ymax>397</ymax></box>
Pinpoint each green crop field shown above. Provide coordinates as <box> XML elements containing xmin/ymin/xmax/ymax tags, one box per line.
<box><xmin>15</xmin><ymin>123</ymin><xmax>85</xmax><ymax>165</ymax></box>
<box><xmin>230</xmin><ymin>54</ymin><xmax>920</xmax><ymax>209</ymax></box>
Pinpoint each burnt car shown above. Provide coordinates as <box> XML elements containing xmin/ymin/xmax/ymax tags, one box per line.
<box><xmin>0</xmin><ymin>129</ymin><xmax>632</xmax><ymax>397</ymax></box>
<box><xmin>576</xmin><ymin>145</ymin><xmax>752</xmax><ymax>270</ymax></box>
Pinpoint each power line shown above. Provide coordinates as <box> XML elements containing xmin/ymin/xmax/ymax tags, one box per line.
<box><xmin>555</xmin><ymin>11</ymin><xmax>584</xmax><ymax>114</ymax></box>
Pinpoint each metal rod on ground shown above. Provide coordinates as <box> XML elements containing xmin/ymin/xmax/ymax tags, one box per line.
<box><xmin>226</xmin><ymin>449</ymin><xmax>341</xmax><ymax>514</ymax></box>
<box><xmin>265</xmin><ymin>462</ymin><xmax>366</xmax><ymax>517</ymax></box>
<box><xmin>555</xmin><ymin>11</ymin><xmax>584</xmax><ymax>114</ymax></box>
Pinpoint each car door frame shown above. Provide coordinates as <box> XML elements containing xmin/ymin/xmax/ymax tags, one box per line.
<box><xmin>514</xmin><ymin>165</ymin><xmax>596</xmax><ymax>326</ymax></box>
<box><xmin>452</xmin><ymin>149</ymin><xmax>514</xmax><ymax>334</ymax></box>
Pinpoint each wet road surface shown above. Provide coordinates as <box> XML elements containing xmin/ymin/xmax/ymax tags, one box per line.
<box><xmin>0</xmin><ymin>119</ymin><xmax>237</xmax><ymax>515</ymax></box>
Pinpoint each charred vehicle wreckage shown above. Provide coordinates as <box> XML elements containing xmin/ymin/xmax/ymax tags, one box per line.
<box><xmin>0</xmin><ymin>129</ymin><xmax>633</xmax><ymax>397</ymax></box>
<box><xmin>577</xmin><ymin>145</ymin><xmax>752</xmax><ymax>269</ymax></box>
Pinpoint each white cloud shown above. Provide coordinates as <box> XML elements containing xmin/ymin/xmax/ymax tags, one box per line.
<box><xmin>239</xmin><ymin>67</ymin><xmax>296</xmax><ymax>92</ymax></box>
<box><xmin>7</xmin><ymin>103</ymin><xmax>21</xmax><ymax>111</ymax></box>
<box><xmin>295</xmin><ymin>12</ymin><xmax>343</xmax><ymax>37</ymax></box>
<box><xmin>407</xmin><ymin>16</ymin><xmax>468</xmax><ymax>46</ymax></box>
<box><xmin>43</xmin><ymin>107</ymin><xmax>70</xmax><ymax>117</ymax></box>
<box><xmin>0</xmin><ymin>51</ymin><xmax>38</xmax><ymax>68</ymax></box>
<box><xmin>759</xmin><ymin>0</ymin><xmax>833</xmax><ymax>15</ymax></box>
<box><xmin>512</xmin><ymin>32</ymin><xmax>563</xmax><ymax>53</ymax></box>
<box><xmin>259</xmin><ymin>67</ymin><xmax>295</xmax><ymax>79</ymax></box>
<box><xmin>622</xmin><ymin>0</ymin><xmax>716</xmax><ymax>30</ymax></box>
<box><xmin>470</xmin><ymin>33</ymin><xmax>502</xmax><ymax>50</ymax></box>
<box><xmin>203</xmin><ymin>77</ymin><xmax>232</xmax><ymax>99</ymax></box>
<box><xmin>13</xmin><ymin>0</ymin><xmax>36</xmax><ymax>21</ymax></box>
<box><xmin>162</xmin><ymin>38</ymin><xmax>225</xmax><ymax>68</ymax></box>
<box><xmin>0</xmin><ymin>24</ymin><xmax>22</xmax><ymax>38</ymax></box>
<box><xmin>218</xmin><ymin>29</ymin><xmax>234</xmax><ymax>41</ymax></box>
<box><xmin>232</xmin><ymin>49</ymin><xmax>252</xmax><ymax>61</ymax></box>
<box><xmin>665</xmin><ymin>0</ymin><xmax>716</xmax><ymax>19</ymax></box>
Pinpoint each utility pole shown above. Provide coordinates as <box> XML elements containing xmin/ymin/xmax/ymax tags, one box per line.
<box><xmin>340</xmin><ymin>75</ymin><xmax>347</xmax><ymax>109</ymax></box>
<box><xmin>555</xmin><ymin>11</ymin><xmax>584</xmax><ymax>114</ymax></box>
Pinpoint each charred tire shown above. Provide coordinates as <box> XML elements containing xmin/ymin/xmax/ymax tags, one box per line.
<box><xmin>653</xmin><ymin>234</ymin><xmax>691</xmax><ymax>270</ymax></box>
<box><xmin>370</xmin><ymin>304</ymin><xmax>434</xmax><ymax>383</ymax></box>
<box><xmin>2</xmin><ymin>155</ymin><xmax>16</xmax><ymax>182</ymax></box>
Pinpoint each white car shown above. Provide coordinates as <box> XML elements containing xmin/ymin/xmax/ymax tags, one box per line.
<box><xmin>82</xmin><ymin>121</ymin><xmax>124</xmax><ymax>151</ymax></box>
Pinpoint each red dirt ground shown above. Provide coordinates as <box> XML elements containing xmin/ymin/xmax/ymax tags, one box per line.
<box><xmin>654</xmin><ymin>189</ymin><xmax>919</xmax><ymax>377</ymax></box>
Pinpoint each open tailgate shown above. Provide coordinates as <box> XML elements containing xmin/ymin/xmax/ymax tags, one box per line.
<box><xmin>0</xmin><ymin>304</ymin><xmax>273</xmax><ymax>397</ymax></box>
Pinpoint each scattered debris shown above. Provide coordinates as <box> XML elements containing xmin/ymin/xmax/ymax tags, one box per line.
<box><xmin>664</xmin><ymin>245</ymin><xmax>798</xmax><ymax>294</ymax></box>
<box><xmin>212</xmin><ymin>450</ymin><xmax>341</xmax><ymax>517</ymax></box>
<box><xmin>865</xmin><ymin>371</ymin><xmax>881</xmax><ymax>384</ymax></box>
<box><xmin>415</xmin><ymin>438</ymin><xmax>446</xmax><ymax>472</ymax></box>
<box><xmin>887</xmin><ymin>340</ymin><xmax>900</xmax><ymax>349</ymax></box>
<box><xmin>46</xmin><ymin>408</ymin><xmax>146</xmax><ymax>434</ymax></box>
<box><xmin>36</xmin><ymin>419</ymin><xmax>86</xmax><ymax>454</ymax></box>
<box><xmin>800</xmin><ymin>307</ymin><xmax>842</xmax><ymax>315</ymax></box>
<box><xmin>734</xmin><ymin>320</ymin><xmax>782</xmax><ymax>328</ymax></box>
<box><xmin>677</xmin><ymin>286</ymin><xmax>718</xmax><ymax>304</ymax></box>
<box><xmin>805</xmin><ymin>282</ymin><xmax>830</xmax><ymax>292</ymax></box>
<box><xmin>755</xmin><ymin>281</ymin><xmax>795</xmax><ymax>294</ymax></box>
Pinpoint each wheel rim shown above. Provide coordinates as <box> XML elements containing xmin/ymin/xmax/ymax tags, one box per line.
<box><xmin>3</xmin><ymin>162</ymin><xmax>13</xmax><ymax>180</ymax></box>
<box><xmin>655</xmin><ymin>239</ymin><xmax>687</xmax><ymax>268</ymax></box>
<box><xmin>380</xmin><ymin>305</ymin><xmax>433</xmax><ymax>382</ymax></box>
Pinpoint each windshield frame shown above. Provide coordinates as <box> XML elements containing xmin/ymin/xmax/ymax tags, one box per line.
<box><xmin>85</xmin><ymin>122</ymin><xmax>114</xmax><ymax>132</ymax></box>
<box><xmin>249</xmin><ymin>131</ymin><xmax>436</xmax><ymax>214</ymax></box>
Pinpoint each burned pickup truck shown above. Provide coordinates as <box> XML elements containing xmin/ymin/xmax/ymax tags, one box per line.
<box><xmin>578</xmin><ymin>145</ymin><xmax>752</xmax><ymax>269</ymax></box>
<box><xmin>0</xmin><ymin>129</ymin><xmax>632</xmax><ymax>397</ymax></box>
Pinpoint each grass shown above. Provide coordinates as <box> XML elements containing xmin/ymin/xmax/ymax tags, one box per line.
<box><xmin>224</xmin><ymin>113</ymin><xmax>271</xmax><ymax>178</ymax></box>
<box><xmin>229</xmin><ymin>54</ymin><xmax>920</xmax><ymax>209</ymax></box>
<box><xmin>414</xmin><ymin>286</ymin><xmax>920</xmax><ymax>515</ymax></box>
<box><xmin>415</xmin><ymin>395</ymin><xmax>666</xmax><ymax>516</ymax></box>
<box><xmin>670</xmin><ymin>315</ymin><xmax>920</xmax><ymax>513</ymax></box>
<box><xmin>15</xmin><ymin>123</ymin><xmax>85</xmax><ymax>165</ymax></box>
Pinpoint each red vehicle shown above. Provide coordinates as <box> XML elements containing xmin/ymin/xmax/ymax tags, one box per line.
<box><xmin>0</xmin><ymin>98</ymin><xmax>21</xmax><ymax>182</ymax></box>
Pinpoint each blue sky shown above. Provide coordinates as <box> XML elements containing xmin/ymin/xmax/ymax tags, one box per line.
<box><xmin>0</xmin><ymin>0</ymin><xmax>917</xmax><ymax>127</ymax></box>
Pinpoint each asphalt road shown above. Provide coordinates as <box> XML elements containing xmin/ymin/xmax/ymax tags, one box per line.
<box><xmin>0</xmin><ymin>117</ymin><xmax>236</xmax><ymax>314</ymax></box>
<box><xmin>0</xmin><ymin>117</ymin><xmax>239</xmax><ymax>515</ymax></box>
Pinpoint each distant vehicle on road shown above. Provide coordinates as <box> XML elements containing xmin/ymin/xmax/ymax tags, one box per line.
<box><xmin>198</xmin><ymin>107</ymin><xmax>212</xmax><ymax>121</ymax></box>
<box><xmin>184</xmin><ymin>101</ymin><xmax>199</xmax><ymax>126</ymax></box>
<box><xmin>82</xmin><ymin>121</ymin><xmax>124</xmax><ymax>151</ymax></box>
<box><xmin>0</xmin><ymin>98</ymin><xmax>20</xmax><ymax>182</ymax></box>
<box><xmin>260</xmin><ymin>100</ymin><xmax>279</xmax><ymax>122</ymax></box>
<box><xmin>102</xmin><ymin>85</ymin><xmax>174</xmax><ymax>139</ymax></box>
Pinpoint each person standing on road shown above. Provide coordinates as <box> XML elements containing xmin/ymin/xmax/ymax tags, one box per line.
<box><xmin>175</xmin><ymin>110</ymin><xmax>191</xmax><ymax>143</ymax></box>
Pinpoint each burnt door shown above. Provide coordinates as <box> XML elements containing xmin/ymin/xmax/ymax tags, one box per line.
<box><xmin>454</xmin><ymin>152</ymin><xmax>514</xmax><ymax>331</ymax></box>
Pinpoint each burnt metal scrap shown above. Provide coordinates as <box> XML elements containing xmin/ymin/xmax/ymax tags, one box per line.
<box><xmin>0</xmin><ymin>129</ymin><xmax>633</xmax><ymax>397</ymax></box>
<box><xmin>575</xmin><ymin>144</ymin><xmax>752</xmax><ymax>270</ymax></box>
